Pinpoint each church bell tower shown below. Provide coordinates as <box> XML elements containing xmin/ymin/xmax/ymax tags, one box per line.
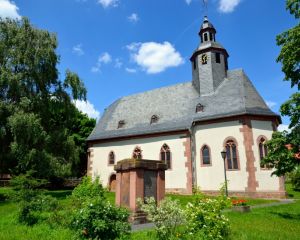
<box><xmin>190</xmin><ymin>16</ymin><xmax>229</xmax><ymax>95</ymax></box>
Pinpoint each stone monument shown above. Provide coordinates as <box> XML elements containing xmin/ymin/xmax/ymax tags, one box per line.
<box><xmin>114</xmin><ymin>159</ymin><xmax>167</xmax><ymax>224</ymax></box>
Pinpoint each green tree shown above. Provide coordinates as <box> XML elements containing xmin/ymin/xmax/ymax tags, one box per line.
<box><xmin>0</xmin><ymin>17</ymin><xmax>95</xmax><ymax>181</ymax></box>
<box><xmin>263</xmin><ymin>131</ymin><xmax>297</xmax><ymax>176</ymax></box>
<box><xmin>276</xmin><ymin>0</ymin><xmax>300</xmax><ymax>89</ymax></box>
<box><xmin>70</xmin><ymin>110</ymin><xmax>96</xmax><ymax>176</ymax></box>
<box><xmin>263</xmin><ymin>0</ymin><xmax>300</xmax><ymax>177</ymax></box>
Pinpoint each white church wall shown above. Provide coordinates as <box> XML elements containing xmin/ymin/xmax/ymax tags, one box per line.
<box><xmin>90</xmin><ymin>134</ymin><xmax>188</xmax><ymax>190</ymax></box>
<box><xmin>194</xmin><ymin>120</ymin><xmax>248</xmax><ymax>192</ymax></box>
<box><xmin>251</xmin><ymin>120</ymin><xmax>280</xmax><ymax>191</ymax></box>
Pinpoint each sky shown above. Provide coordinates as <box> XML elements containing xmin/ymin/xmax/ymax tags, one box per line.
<box><xmin>0</xmin><ymin>0</ymin><xmax>297</xmax><ymax>130</ymax></box>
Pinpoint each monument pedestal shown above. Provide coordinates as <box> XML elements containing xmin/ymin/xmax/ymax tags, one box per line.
<box><xmin>114</xmin><ymin>159</ymin><xmax>167</xmax><ymax>224</ymax></box>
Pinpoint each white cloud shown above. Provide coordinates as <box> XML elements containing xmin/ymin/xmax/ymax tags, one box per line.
<box><xmin>72</xmin><ymin>44</ymin><xmax>84</xmax><ymax>56</ymax></box>
<box><xmin>98</xmin><ymin>52</ymin><xmax>112</xmax><ymax>64</ymax></box>
<box><xmin>277</xmin><ymin>124</ymin><xmax>291</xmax><ymax>133</ymax></box>
<box><xmin>73</xmin><ymin>100</ymin><xmax>100</xmax><ymax>119</ymax></box>
<box><xmin>219</xmin><ymin>0</ymin><xmax>242</xmax><ymax>13</ymax></box>
<box><xmin>266</xmin><ymin>101</ymin><xmax>277</xmax><ymax>109</ymax></box>
<box><xmin>128</xmin><ymin>13</ymin><xmax>139</xmax><ymax>23</ymax></box>
<box><xmin>114</xmin><ymin>58</ymin><xmax>123</xmax><ymax>68</ymax></box>
<box><xmin>97</xmin><ymin>0</ymin><xmax>119</xmax><ymax>8</ymax></box>
<box><xmin>127</xmin><ymin>41</ymin><xmax>184</xmax><ymax>74</ymax></box>
<box><xmin>125</xmin><ymin>68</ymin><xmax>137</xmax><ymax>73</ymax></box>
<box><xmin>0</xmin><ymin>0</ymin><xmax>21</xmax><ymax>19</ymax></box>
<box><xmin>91</xmin><ymin>52</ymin><xmax>112</xmax><ymax>73</ymax></box>
<box><xmin>126</xmin><ymin>42</ymin><xmax>141</xmax><ymax>51</ymax></box>
<box><xmin>185</xmin><ymin>0</ymin><xmax>192</xmax><ymax>5</ymax></box>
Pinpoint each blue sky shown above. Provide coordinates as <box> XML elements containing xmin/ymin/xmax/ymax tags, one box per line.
<box><xmin>0</xmin><ymin>0</ymin><xmax>297</xmax><ymax>130</ymax></box>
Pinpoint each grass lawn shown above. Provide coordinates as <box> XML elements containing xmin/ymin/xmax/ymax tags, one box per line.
<box><xmin>0</xmin><ymin>186</ymin><xmax>299</xmax><ymax>239</ymax></box>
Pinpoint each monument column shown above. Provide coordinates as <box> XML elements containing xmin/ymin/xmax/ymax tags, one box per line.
<box><xmin>114</xmin><ymin>159</ymin><xmax>167</xmax><ymax>223</ymax></box>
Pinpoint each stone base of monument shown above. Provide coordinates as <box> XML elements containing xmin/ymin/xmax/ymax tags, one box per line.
<box><xmin>114</xmin><ymin>159</ymin><xmax>167</xmax><ymax>224</ymax></box>
<box><xmin>130</xmin><ymin>210</ymin><xmax>148</xmax><ymax>225</ymax></box>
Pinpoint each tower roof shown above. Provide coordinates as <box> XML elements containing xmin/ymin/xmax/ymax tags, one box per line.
<box><xmin>199</xmin><ymin>16</ymin><xmax>216</xmax><ymax>35</ymax></box>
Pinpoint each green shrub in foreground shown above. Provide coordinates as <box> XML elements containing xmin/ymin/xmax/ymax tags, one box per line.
<box><xmin>70</xmin><ymin>176</ymin><xmax>131</xmax><ymax>240</ymax></box>
<box><xmin>139</xmin><ymin>185</ymin><xmax>231</xmax><ymax>240</ymax></box>
<box><xmin>138</xmin><ymin>197</ymin><xmax>185</xmax><ymax>240</ymax></box>
<box><xmin>184</xmin><ymin>192</ymin><xmax>231</xmax><ymax>240</ymax></box>
<box><xmin>10</xmin><ymin>172</ymin><xmax>58</xmax><ymax>225</ymax></box>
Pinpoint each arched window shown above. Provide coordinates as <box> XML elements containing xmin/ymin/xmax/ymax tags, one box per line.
<box><xmin>108</xmin><ymin>151</ymin><xmax>115</xmax><ymax>165</ymax></box>
<box><xmin>204</xmin><ymin>33</ymin><xmax>208</xmax><ymax>41</ymax></box>
<box><xmin>258</xmin><ymin>137</ymin><xmax>271</xmax><ymax>169</ymax></box>
<box><xmin>160</xmin><ymin>144</ymin><xmax>171</xmax><ymax>169</ymax></box>
<box><xmin>209</xmin><ymin>32</ymin><xmax>213</xmax><ymax>41</ymax></box>
<box><xmin>201</xmin><ymin>145</ymin><xmax>211</xmax><ymax>166</ymax></box>
<box><xmin>196</xmin><ymin>103</ymin><xmax>204</xmax><ymax>113</ymax></box>
<box><xmin>132</xmin><ymin>147</ymin><xmax>142</xmax><ymax>160</ymax></box>
<box><xmin>216</xmin><ymin>53</ymin><xmax>221</xmax><ymax>63</ymax></box>
<box><xmin>225</xmin><ymin>139</ymin><xmax>239</xmax><ymax>170</ymax></box>
<box><xmin>150</xmin><ymin>115</ymin><xmax>159</xmax><ymax>124</ymax></box>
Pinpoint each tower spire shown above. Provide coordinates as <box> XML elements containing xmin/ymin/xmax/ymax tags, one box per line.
<box><xmin>202</xmin><ymin>0</ymin><xmax>208</xmax><ymax>16</ymax></box>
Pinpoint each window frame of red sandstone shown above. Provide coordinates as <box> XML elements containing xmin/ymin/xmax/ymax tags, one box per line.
<box><xmin>223</xmin><ymin>137</ymin><xmax>240</xmax><ymax>171</ymax></box>
<box><xmin>257</xmin><ymin>135</ymin><xmax>272</xmax><ymax>170</ymax></box>
<box><xmin>159</xmin><ymin>143</ymin><xmax>172</xmax><ymax>170</ymax></box>
<box><xmin>107</xmin><ymin>151</ymin><xmax>115</xmax><ymax>166</ymax></box>
<box><xmin>200</xmin><ymin>144</ymin><xmax>212</xmax><ymax>167</ymax></box>
<box><xmin>132</xmin><ymin>146</ymin><xmax>143</xmax><ymax>160</ymax></box>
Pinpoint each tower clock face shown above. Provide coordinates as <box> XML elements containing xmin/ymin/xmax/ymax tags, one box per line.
<box><xmin>201</xmin><ymin>54</ymin><xmax>208</xmax><ymax>64</ymax></box>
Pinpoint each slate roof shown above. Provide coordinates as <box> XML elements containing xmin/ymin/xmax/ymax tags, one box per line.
<box><xmin>87</xmin><ymin>69</ymin><xmax>280</xmax><ymax>141</ymax></box>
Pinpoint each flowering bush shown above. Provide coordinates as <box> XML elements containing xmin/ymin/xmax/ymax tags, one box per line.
<box><xmin>71</xmin><ymin>198</ymin><xmax>130</xmax><ymax>240</ymax></box>
<box><xmin>70</xmin><ymin>176</ymin><xmax>130</xmax><ymax>239</ymax></box>
<box><xmin>184</xmin><ymin>191</ymin><xmax>231</xmax><ymax>240</ymax></box>
<box><xmin>138</xmin><ymin>197</ymin><xmax>185</xmax><ymax>240</ymax></box>
<box><xmin>231</xmin><ymin>199</ymin><xmax>248</xmax><ymax>206</ymax></box>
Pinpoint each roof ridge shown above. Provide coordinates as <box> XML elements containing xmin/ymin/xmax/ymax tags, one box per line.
<box><xmin>240</xmin><ymin>70</ymin><xmax>248</xmax><ymax>113</ymax></box>
<box><xmin>121</xmin><ymin>81</ymin><xmax>193</xmax><ymax>100</ymax></box>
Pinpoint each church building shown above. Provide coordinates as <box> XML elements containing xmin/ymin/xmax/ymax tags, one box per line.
<box><xmin>87</xmin><ymin>17</ymin><xmax>286</xmax><ymax>198</ymax></box>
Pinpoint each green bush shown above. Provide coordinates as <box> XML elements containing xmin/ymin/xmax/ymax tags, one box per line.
<box><xmin>70</xmin><ymin>176</ymin><xmax>131</xmax><ymax>239</ymax></box>
<box><xmin>10</xmin><ymin>172</ymin><xmax>58</xmax><ymax>225</ymax></box>
<box><xmin>290</xmin><ymin>167</ymin><xmax>300</xmax><ymax>191</ymax></box>
<box><xmin>184</xmin><ymin>194</ymin><xmax>231</xmax><ymax>240</ymax></box>
<box><xmin>138</xmin><ymin>197</ymin><xmax>185</xmax><ymax>240</ymax></box>
<box><xmin>0</xmin><ymin>192</ymin><xmax>9</xmax><ymax>202</ymax></box>
<box><xmin>71</xmin><ymin>176</ymin><xmax>105</xmax><ymax>204</ymax></box>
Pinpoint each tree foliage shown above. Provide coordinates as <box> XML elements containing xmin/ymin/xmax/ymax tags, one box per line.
<box><xmin>264</xmin><ymin>1</ymin><xmax>300</xmax><ymax>178</ymax></box>
<box><xmin>263</xmin><ymin>131</ymin><xmax>298</xmax><ymax>176</ymax></box>
<box><xmin>0</xmin><ymin>17</ymin><xmax>95</xmax><ymax>181</ymax></box>
<box><xmin>276</xmin><ymin>0</ymin><xmax>300</xmax><ymax>89</ymax></box>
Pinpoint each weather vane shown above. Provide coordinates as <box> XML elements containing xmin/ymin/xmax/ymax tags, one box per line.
<box><xmin>202</xmin><ymin>0</ymin><xmax>208</xmax><ymax>16</ymax></box>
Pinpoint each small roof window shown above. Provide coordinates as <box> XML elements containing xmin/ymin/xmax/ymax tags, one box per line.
<box><xmin>117</xmin><ymin>120</ymin><xmax>125</xmax><ymax>129</ymax></box>
<box><xmin>196</xmin><ymin>103</ymin><xmax>204</xmax><ymax>113</ymax></box>
<box><xmin>150</xmin><ymin>115</ymin><xmax>159</xmax><ymax>124</ymax></box>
